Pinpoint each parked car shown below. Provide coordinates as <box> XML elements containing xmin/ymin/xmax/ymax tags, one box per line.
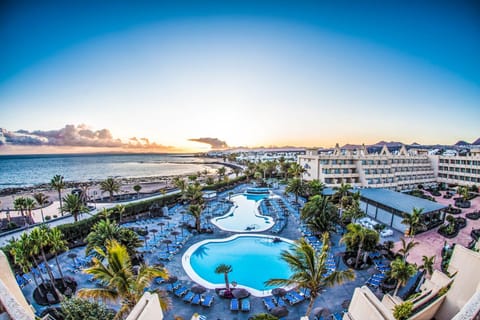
<box><xmin>380</xmin><ymin>229</ymin><xmax>394</xmax><ymax>237</ymax></box>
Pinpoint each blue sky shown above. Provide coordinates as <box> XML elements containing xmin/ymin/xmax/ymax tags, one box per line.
<box><xmin>1</xmin><ymin>0</ymin><xmax>479</xmax><ymax>152</ymax></box>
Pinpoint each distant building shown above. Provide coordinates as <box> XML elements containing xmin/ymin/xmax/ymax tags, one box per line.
<box><xmin>429</xmin><ymin>148</ymin><xmax>480</xmax><ymax>187</ymax></box>
<box><xmin>298</xmin><ymin>144</ymin><xmax>436</xmax><ymax>191</ymax></box>
<box><xmin>299</xmin><ymin>144</ymin><xmax>480</xmax><ymax>189</ymax></box>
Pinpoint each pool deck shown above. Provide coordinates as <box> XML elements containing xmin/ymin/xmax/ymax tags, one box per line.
<box><xmin>19</xmin><ymin>184</ymin><xmax>385</xmax><ymax>320</ymax></box>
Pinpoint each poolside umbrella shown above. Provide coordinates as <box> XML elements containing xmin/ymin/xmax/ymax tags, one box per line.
<box><xmin>171</xmin><ymin>230</ymin><xmax>180</xmax><ymax>243</ymax></box>
<box><xmin>232</xmin><ymin>288</ymin><xmax>250</xmax><ymax>299</ymax></box>
<box><xmin>144</xmin><ymin>236</ymin><xmax>150</xmax><ymax>248</ymax></box>
<box><xmin>320</xmin><ymin>308</ymin><xmax>331</xmax><ymax>317</ymax></box>
<box><xmin>191</xmin><ymin>285</ymin><xmax>207</xmax><ymax>294</ymax></box>
<box><xmin>150</xmin><ymin>228</ymin><xmax>158</xmax><ymax>241</ymax></box>
<box><xmin>162</xmin><ymin>239</ymin><xmax>172</xmax><ymax>252</ymax></box>
<box><xmin>67</xmin><ymin>253</ymin><xmax>77</xmax><ymax>267</ymax></box>
<box><xmin>271</xmin><ymin>306</ymin><xmax>289</xmax><ymax>318</ymax></box>
<box><xmin>158</xmin><ymin>222</ymin><xmax>165</xmax><ymax>233</ymax></box>
<box><xmin>165</xmin><ymin>276</ymin><xmax>178</xmax><ymax>284</ymax></box>
<box><xmin>272</xmin><ymin>288</ymin><xmax>287</xmax><ymax>297</ymax></box>
<box><xmin>312</xmin><ymin>307</ymin><xmax>324</xmax><ymax>317</ymax></box>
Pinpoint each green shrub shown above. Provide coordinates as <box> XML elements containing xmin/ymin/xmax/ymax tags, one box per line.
<box><xmin>393</xmin><ymin>301</ymin><xmax>413</xmax><ymax>320</ymax></box>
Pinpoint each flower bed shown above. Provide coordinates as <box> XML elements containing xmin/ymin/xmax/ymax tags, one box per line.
<box><xmin>466</xmin><ymin>211</ymin><xmax>480</xmax><ymax>220</ymax></box>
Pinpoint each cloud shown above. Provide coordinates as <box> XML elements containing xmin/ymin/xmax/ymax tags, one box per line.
<box><xmin>0</xmin><ymin>125</ymin><xmax>175</xmax><ymax>151</ymax></box>
<box><xmin>188</xmin><ymin>137</ymin><xmax>228</xmax><ymax>149</ymax></box>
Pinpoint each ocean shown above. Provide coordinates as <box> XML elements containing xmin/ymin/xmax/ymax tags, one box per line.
<box><xmin>0</xmin><ymin>153</ymin><xmax>219</xmax><ymax>190</ymax></box>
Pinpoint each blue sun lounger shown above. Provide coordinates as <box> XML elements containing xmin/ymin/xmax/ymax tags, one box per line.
<box><xmin>241</xmin><ymin>298</ymin><xmax>250</xmax><ymax>312</ymax></box>
<box><xmin>174</xmin><ymin>286</ymin><xmax>188</xmax><ymax>297</ymax></box>
<box><xmin>201</xmin><ymin>294</ymin><xmax>214</xmax><ymax>307</ymax></box>
<box><xmin>263</xmin><ymin>297</ymin><xmax>276</xmax><ymax>311</ymax></box>
<box><xmin>166</xmin><ymin>281</ymin><xmax>181</xmax><ymax>292</ymax></box>
<box><xmin>191</xmin><ymin>293</ymin><xmax>202</xmax><ymax>305</ymax></box>
<box><xmin>230</xmin><ymin>298</ymin><xmax>239</xmax><ymax>311</ymax></box>
<box><xmin>182</xmin><ymin>291</ymin><xmax>195</xmax><ymax>303</ymax></box>
<box><xmin>332</xmin><ymin>312</ymin><xmax>343</xmax><ymax>320</ymax></box>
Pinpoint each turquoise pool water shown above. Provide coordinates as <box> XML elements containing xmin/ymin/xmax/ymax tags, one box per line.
<box><xmin>211</xmin><ymin>193</ymin><xmax>274</xmax><ymax>232</ymax></box>
<box><xmin>182</xmin><ymin>235</ymin><xmax>293</xmax><ymax>296</ymax></box>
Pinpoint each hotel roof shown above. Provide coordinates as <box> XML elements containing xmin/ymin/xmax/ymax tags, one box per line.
<box><xmin>357</xmin><ymin>188</ymin><xmax>447</xmax><ymax>214</ymax></box>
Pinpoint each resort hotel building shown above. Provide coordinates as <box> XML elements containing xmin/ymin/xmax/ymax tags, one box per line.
<box><xmin>298</xmin><ymin>144</ymin><xmax>480</xmax><ymax>190</ymax></box>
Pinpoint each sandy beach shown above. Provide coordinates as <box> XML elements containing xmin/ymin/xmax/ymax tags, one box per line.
<box><xmin>0</xmin><ymin>169</ymin><xmax>231</xmax><ymax>222</ymax></box>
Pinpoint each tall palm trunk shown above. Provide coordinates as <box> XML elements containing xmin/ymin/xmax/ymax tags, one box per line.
<box><xmin>224</xmin><ymin>273</ymin><xmax>230</xmax><ymax>291</ymax></box>
<box><xmin>31</xmin><ymin>271</ymin><xmax>44</xmax><ymax>297</ymax></box>
<box><xmin>196</xmin><ymin>217</ymin><xmax>201</xmax><ymax>232</ymax></box>
<box><xmin>355</xmin><ymin>241</ymin><xmax>364</xmax><ymax>269</ymax></box>
<box><xmin>306</xmin><ymin>296</ymin><xmax>316</xmax><ymax>317</ymax></box>
<box><xmin>58</xmin><ymin>190</ymin><xmax>63</xmax><ymax>215</ymax></box>
<box><xmin>41</xmin><ymin>249</ymin><xmax>63</xmax><ymax>301</ymax></box>
<box><xmin>33</xmin><ymin>258</ymin><xmax>47</xmax><ymax>284</ymax></box>
<box><xmin>54</xmin><ymin>255</ymin><xmax>67</xmax><ymax>287</ymax></box>
<box><xmin>394</xmin><ymin>281</ymin><xmax>401</xmax><ymax>297</ymax></box>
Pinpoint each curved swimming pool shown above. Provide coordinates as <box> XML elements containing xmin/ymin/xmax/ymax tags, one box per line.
<box><xmin>211</xmin><ymin>193</ymin><xmax>274</xmax><ymax>232</ymax></box>
<box><xmin>182</xmin><ymin>234</ymin><xmax>294</xmax><ymax>296</ymax></box>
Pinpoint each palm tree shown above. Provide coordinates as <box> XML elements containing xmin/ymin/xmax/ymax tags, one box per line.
<box><xmin>13</xmin><ymin>196</ymin><xmax>27</xmax><ymax>225</ymax></box>
<box><xmin>401</xmin><ymin>208</ymin><xmax>424</xmax><ymax>238</ymax></box>
<box><xmin>187</xmin><ymin>204</ymin><xmax>203</xmax><ymax>232</ymax></box>
<box><xmin>333</xmin><ymin>183</ymin><xmax>352</xmax><ymax>213</ymax></box>
<box><xmin>216</xmin><ymin>167</ymin><xmax>227</xmax><ymax>182</ymax></box>
<box><xmin>397</xmin><ymin>238</ymin><xmax>419</xmax><ymax>261</ymax></box>
<box><xmin>341</xmin><ymin>223</ymin><xmax>379</xmax><ymax>269</ymax></box>
<box><xmin>62</xmin><ymin>194</ymin><xmax>89</xmax><ymax>222</ymax></box>
<box><xmin>288</xmin><ymin>163</ymin><xmax>306</xmax><ymax>179</ymax></box>
<box><xmin>214</xmin><ymin>264</ymin><xmax>233</xmax><ymax>291</ymax></box>
<box><xmin>24</xmin><ymin>197</ymin><xmax>36</xmax><ymax>223</ymax></box>
<box><xmin>33</xmin><ymin>192</ymin><xmax>49</xmax><ymax>223</ymax></box>
<box><xmin>114</xmin><ymin>204</ymin><xmax>126</xmax><ymax>223</ymax></box>
<box><xmin>78</xmin><ymin>240</ymin><xmax>170</xmax><ymax>319</ymax></box>
<box><xmin>185</xmin><ymin>183</ymin><xmax>204</xmax><ymax>205</ymax></box>
<box><xmin>301</xmin><ymin>195</ymin><xmax>338</xmax><ymax>234</ymax></box>
<box><xmin>30</xmin><ymin>225</ymin><xmax>63</xmax><ymax>300</ymax></box>
<box><xmin>18</xmin><ymin>232</ymin><xmax>47</xmax><ymax>286</ymax></box>
<box><xmin>133</xmin><ymin>184</ymin><xmax>142</xmax><ymax>198</ymax></box>
<box><xmin>51</xmin><ymin>175</ymin><xmax>66</xmax><ymax>214</ymax></box>
<box><xmin>420</xmin><ymin>255</ymin><xmax>435</xmax><ymax>278</ymax></box>
<box><xmin>266</xmin><ymin>233</ymin><xmax>355</xmax><ymax>317</ymax></box>
<box><xmin>390</xmin><ymin>257</ymin><xmax>417</xmax><ymax>296</ymax></box>
<box><xmin>233</xmin><ymin>167</ymin><xmax>241</xmax><ymax>177</ymax></box>
<box><xmin>286</xmin><ymin>178</ymin><xmax>305</xmax><ymax>204</ymax></box>
<box><xmin>49</xmin><ymin>227</ymin><xmax>68</xmax><ymax>287</ymax></box>
<box><xmin>172</xmin><ymin>176</ymin><xmax>187</xmax><ymax>196</ymax></box>
<box><xmin>100</xmin><ymin>178</ymin><xmax>121</xmax><ymax>202</ymax></box>
<box><xmin>10</xmin><ymin>235</ymin><xmax>42</xmax><ymax>294</ymax></box>
<box><xmin>85</xmin><ymin>219</ymin><xmax>142</xmax><ymax>259</ymax></box>
<box><xmin>458</xmin><ymin>186</ymin><xmax>470</xmax><ymax>202</ymax></box>
<box><xmin>305</xmin><ymin>179</ymin><xmax>325</xmax><ymax>197</ymax></box>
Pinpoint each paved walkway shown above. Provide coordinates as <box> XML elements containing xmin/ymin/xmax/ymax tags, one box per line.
<box><xmin>18</xmin><ymin>185</ymin><xmax>381</xmax><ymax>320</ymax></box>
<box><xmin>395</xmin><ymin>190</ymin><xmax>480</xmax><ymax>270</ymax></box>
<box><xmin>0</xmin><ymin>190</ymin><xmax>180</xmax><ymax>247</ymax></box>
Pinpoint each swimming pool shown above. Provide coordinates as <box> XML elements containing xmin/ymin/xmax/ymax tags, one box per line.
<box><xmin>182</xmin><ymin>234</ymin><xmax>294</xmax><ymax>296</ymax></box>
<box><xmin>211</xmin><ymin>193</ymin><xmax>274</xmax><ymax>232</ymax></box>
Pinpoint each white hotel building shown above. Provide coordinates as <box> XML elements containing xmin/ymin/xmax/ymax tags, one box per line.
<box><xmin>298</xmin><ymin>144</ymin><xmax>480</xmax><ymax>190</ymax></box>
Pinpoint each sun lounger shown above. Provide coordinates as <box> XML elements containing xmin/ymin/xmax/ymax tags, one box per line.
<box><xmin>332</xmin><ymin>312</ymin><xmax>343</xmax><ymax>320</ymax></box>
<box><xmin>182</xmin><ymin>291</ymin><xmax>195</xmax><ymax>303</ymax></box>
<box><xmin>201</xmin><ymin>294</ymin><xmax>214</xmax><ymax>307</ymax></box>
<box><xmin>230</xmin><ymin>298</ymin><xmax>239</xmax><ymax>311</ymax></box>
<box><xmin>166</xmin><ymin>281</ymin><xmax>181</xmax><ymax>292</ymax></box>
<box><xmin>191</xmin><ymin>294</ymin><xmax>202</xmax><ymax>305</ymax></box>
<box><xmin>278</xmin><ymin>295</ymin><xmax>289</xmax><ymax>306</ymax></box>
<box><xmin>174</xmin><ymin>286</ymin><xmax>188</xmax><ymax>297</ymax></box>
<box><xmin>289</xmin><ymin>291</ymin><xmax>305</xmax><ymax>303</ymax></box>
<box><xmin>241</xmin><ymin>298</ymin><xmax>250</xmax><ymax>312</ymax></box>
<box><xmin>263</xmin><ymin>297</ymin><xmax>276</xmax><ymax>311</ymax></box>
<box><xmin>299</xmin><ymin>287</ymin><xmax>311</xmax><ymax>298</ymax></box>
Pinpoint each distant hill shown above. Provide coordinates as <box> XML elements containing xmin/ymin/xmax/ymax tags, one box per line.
<box><xmin>455</xmin><ymin>140</ymin><xmax>470</xmax><ymax>146</ymax></box>
<box><xmin>472</xmin><ymin>138</ymin><xmax>480</xmax><ymax>145</ymax></box>
<box><xmin>372</xmin><ymin>141</ymin><xmax>404</xmax><ymax>147</ymax></box>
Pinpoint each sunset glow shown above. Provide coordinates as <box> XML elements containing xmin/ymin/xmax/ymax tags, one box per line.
<box><xmin>1</xmin><ymin>1</ymin><xmax>479</xmax><ymax>154</ymax></box>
